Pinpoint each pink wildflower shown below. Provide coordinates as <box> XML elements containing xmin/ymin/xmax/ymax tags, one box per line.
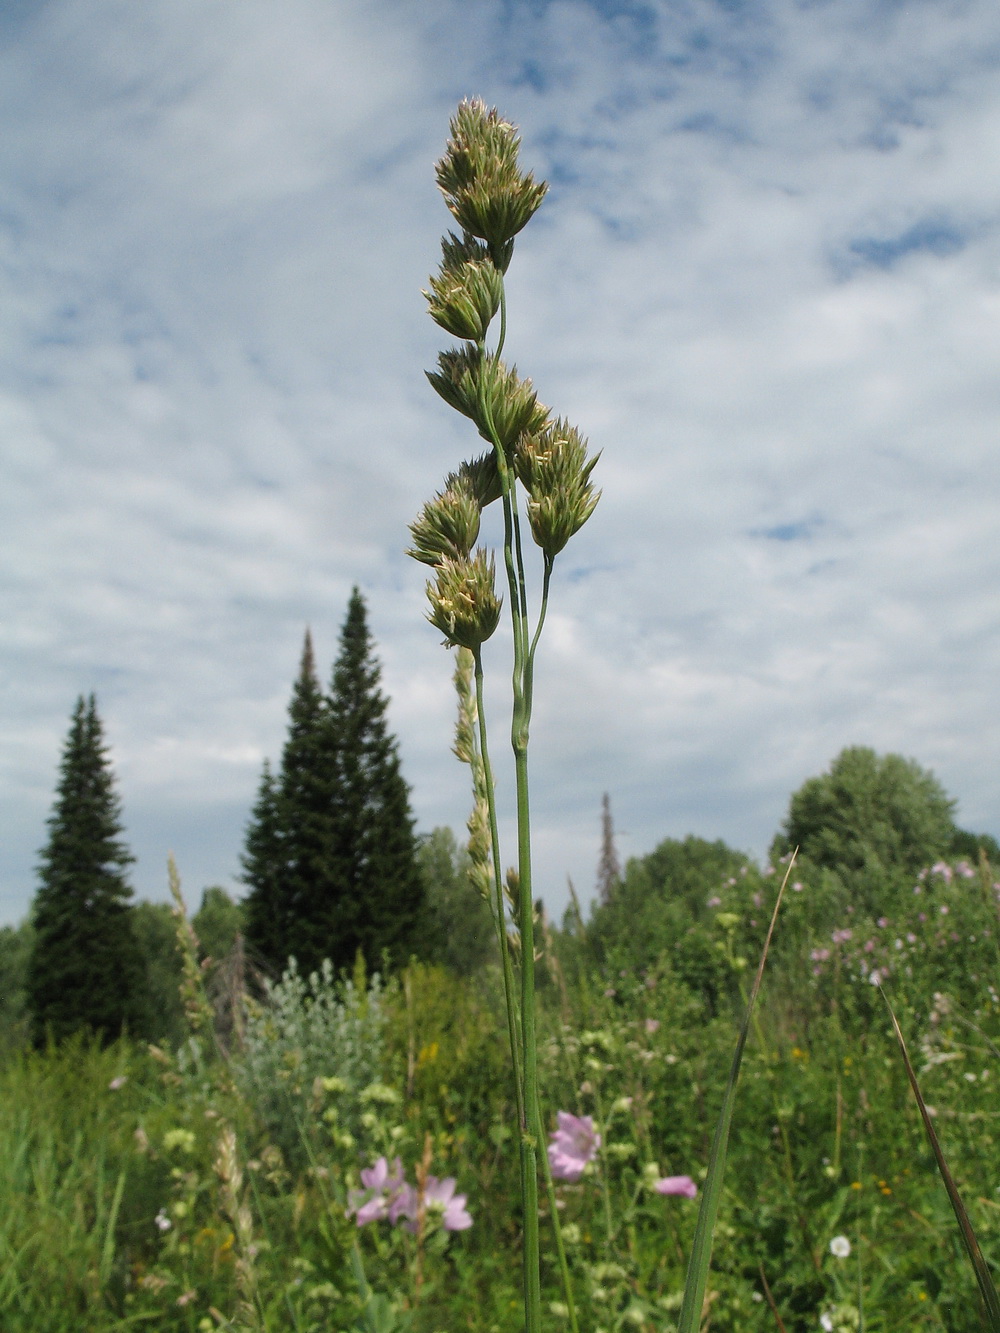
<box><xmin>392</xmin><ymin>1176</ymin><xmax>473</xmax><ymax>1232</ymax></box>
<box><xmin>424</xmin><ymin>1176</ymin><xmax>473</xmax><ymax>1230</ymax></box>
<box><xmin>645</xmin><ymin>1018</ymin><xmax>660</xmax><ymax>1034</ymax></box>
<box><xmin>548</xmin><ymin>1111</ymin><xmax>600</xmax><ymax>1182</ymax></box>
<box><xmin>655</xmin><ymin>1175</ymin><xmax>698</xmax><ymax>1198</ymax></box>
<box><xmin>347</xmin><ymin>1156</ymin><xmax>405</xmax><ymax>1226</ymax></box>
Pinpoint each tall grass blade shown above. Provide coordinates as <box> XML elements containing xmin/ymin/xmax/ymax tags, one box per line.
<box><xmin>881</xmin><ymin>988</ymin><xmax>1000</xmax><ymax>1331</ymax></box>
<box><xmin>676</xmin><ymin>856</ymin><xmax>794</xmax><ymax>1333</ymax></box>
<box><xmin>99</xmin><ymin>1167</ymin><xmax>127</xmax><ymax>1287</ymax></box>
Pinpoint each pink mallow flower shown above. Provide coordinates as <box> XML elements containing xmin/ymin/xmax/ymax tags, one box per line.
<box><xmin>548</xmin><ymin>1111</ymin><xmax>600</xmax><ymax>1182</ymax></box>
<box><xmin>391</xmin><ymin>1176</ymin><xmax>473</xmax><ymax>1232</ymax></box>
<box><xmin>348</xmin><ymin>1156</ymin><xmax>405</xmax><ymax>1226</ymax></box>
<box><xmin>424</xmin><ymin>1176</ymin><xmax>473</xmax><ymax>1230</ymax></box>
<box><xmin>655</xmin><ymin>1175</ymin><xmax>698</xmax><ymax>1198</ymax></box>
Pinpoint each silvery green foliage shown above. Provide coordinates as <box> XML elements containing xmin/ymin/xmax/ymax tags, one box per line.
<box><xmin>239</xmin><ymin>958</ymin><xmax>392</xmax><ymax>1161</ymax></box>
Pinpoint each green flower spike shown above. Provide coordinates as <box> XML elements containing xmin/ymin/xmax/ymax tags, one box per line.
<box><xmin>516</xmin><ymin>417</ymin><xmax>602</xmax><ymax>557</ymax></box>
<box><xmin>426</xmin><ymin>345</ymin><xmax>481</xmax><ymax>420</ymax></box>
<box><xmin>473</xmin><ymin>356</ymin><xmax>549</xmax><ymax>454</ymax></box>
<box><xmin>424</xmin><ymin>230</ymin><xmax>502</xmax><ymax>343</ymax></box>
<box><xmin>446</xmin><ymin>452</ymin><xmax>503</xmax><ymax>509</ymax></box>
<box><xmin>407</xmin><ymin>478</ymin><xmax>482</xmax><ymax>567</ymax></box>
<box><xmin>435</xmin><ymin>99</ymin><xmax>548</xmax><ymax>256</ymax></box>
<box><xmin>426</xmin><ymin>550</ymin><xmax>502</xmax><ymax>650</ymax></box>
<box><xmin>424</xmin><ymin>256</ymin><xmax>503</xmax><ymax>343</ymax></box>
<box><xmin>427</xmin><ymin>350</ymin><xmax>548</xmax><ymax>455</ymax></box>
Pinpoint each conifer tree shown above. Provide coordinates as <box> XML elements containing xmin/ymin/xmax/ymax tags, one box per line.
<box><xmin>243</xmin><ymin>598</ymin><xmax>424</xmax><ymax>976</ymax></box>
<box><xmin>322</xmin><ymin>588</ymin><xmax>424</xmax><ymax>974</ymax></box>
<box><xmin>241</xmin><ymin>759</ymin><xmax>285</xmax><ymax>968</ymax></box>
<box><xmin>27</xmin><ymin>695</ymin><xmax>146</xmax><ymax>1044</ymax></box>
<box><xmin>243</xmin><ymin>632</ymin><xmax>334</xmax><ymax>973</ymax></box>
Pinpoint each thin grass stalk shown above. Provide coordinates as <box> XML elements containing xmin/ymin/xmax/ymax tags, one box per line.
<box><xmin>98</xmin><ymin>1167</ymin><xmax>127</xmax><ymax>1288</ymax></box>
<box><xmin>676</xmin><ymin>857</ymin><xmax>794</xmax><ymax>1333</ymax></box>
<box><xmin>757</xmin><ymin>1261</ymin><xmax>789</xmax><ymax>1333</ymax></box>
<box><xmin>474</xmin><ymin>313</ymin><xmax>543</xmax><ymax>1333</ymax></box>
<box><xmin>881</xmin><ymin>987</ymin><xmax>1000</xmax><ymax>1330</ymax></box>
<box><xmin>473</xmin><ymin>648</ymin><xmax>524</xmax><ymax>1128</ymax></box>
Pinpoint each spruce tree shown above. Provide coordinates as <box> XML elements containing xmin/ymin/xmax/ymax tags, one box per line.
<box><xmin>27</xmin><ymin>695</ymin><xmax>146</xmax><ymax>1044</ymax></box>
<box><xmin>241</xmin><ymin>759</ymin><xmax>285</xmax><ymax>968</ymax></box>
<box><xmin>243</xmin><ymin>599</ymin><xmax>424</xmax><ymax>976</ymax></box>
<box><xmin>323</xmin><ymin>588</ymin><xmax>424</xmax><ymax>974</ymax></box>
<box><xmin>244</xmin><ymin>632</ymin><xmax>335</xmax><ymax>974</ymax></box>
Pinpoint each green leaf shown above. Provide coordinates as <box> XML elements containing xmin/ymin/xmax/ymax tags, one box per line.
<box><xmin>882</xmin><ymin>988</ymin><xmax>1000</xmax><ymax>1332</ymax></box>
<box><xmin>676</xmin><ymin>857</ymin><xmax>793</xmax><ymax>1333</ymax></box>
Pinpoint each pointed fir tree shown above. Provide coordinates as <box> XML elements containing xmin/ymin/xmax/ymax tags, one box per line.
<box><xmin>242</xmin><ymin>601</ymin><xmax>424</xmax><ymax>977</ymax></box>
<box><xmin>241</xmin><ymin>758</ymin><xmax>285</xmax><ymax>969</ymax></box>
<box><xmin>322</xmin><ymin>588</ymin><xmax>424</xmax><ymax>974</ymax></box>
<box><xmin>243</xmin><ymin>631</ymin><xmax>331</xmax><ymax>975</ymax></box>
<box><xmin>27</xmin><ymin>695</ymin><xmax>146</xmax><ymax>1045</ymax></box>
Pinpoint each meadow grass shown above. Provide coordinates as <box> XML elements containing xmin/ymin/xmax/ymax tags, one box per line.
<box><xmin>1</xmin><ymin>895</ymin><xmax>998</xmax><ymax>1332</ymax></box>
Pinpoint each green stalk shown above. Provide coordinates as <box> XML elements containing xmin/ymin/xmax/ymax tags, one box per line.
<box><xmin>525</xmin><ymin>556</ymin><xmax>554</xmax><ymax>718</ymax></box>
<box><xmin>495</xmin><ymin>276</ymin><xmax>508</xmax><ymax>359</ymax></box>
<box><xmin>505</xmin><ymin>462</ymin><xmax>543</xmax><ymax>1333</ymax></box>
<box><xmin>882</xmin><ymin>987</ymin><xmax>1000</xmax><ymax>1330</ymax></box>
<box><xmin>676</xmin><ymin>862</ymin><xmax>792</xmax><ymax>1333</ymax></box>
<box><xmin>473</xmin><ymin>647</ymin><xmax>524</xmax><ymax>1128</ymax></box>
<box><xmin>476</xmin><ymin>320</ymin><xmax>543</xmax><ymax>1333</ymax></box>
<box><xmin>514</xmin><ymin>737</ymin><xmax>542</xmax><ymax>1333</ymax></box>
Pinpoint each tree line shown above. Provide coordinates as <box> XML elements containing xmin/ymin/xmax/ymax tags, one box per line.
<box><xmin>14</xmin><ymin>589</ymin><xmax>492</xmax><ymax>1048</ymax></box>
<box><xmin>6</xmin><ymin>582</ymin><xmax>999</xmax><ymax>1049</ymax></box>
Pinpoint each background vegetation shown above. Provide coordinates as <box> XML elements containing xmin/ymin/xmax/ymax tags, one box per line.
<box><xmin>1</xmin><ymin>741</ymin><xmax>999</xmax><ymax>1331</ymax></box>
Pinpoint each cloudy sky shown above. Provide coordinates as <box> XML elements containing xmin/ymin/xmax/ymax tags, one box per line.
<box><xmin>3</xmin><ymin>0</ymin><xmax>1000</xmax><ymax>926</ymax></box>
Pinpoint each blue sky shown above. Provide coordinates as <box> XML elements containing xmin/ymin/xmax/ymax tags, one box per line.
<box><xmin>3</xmin><ymin>0</ymin><xmax>1000</xmax><ymax>924</ymax></box>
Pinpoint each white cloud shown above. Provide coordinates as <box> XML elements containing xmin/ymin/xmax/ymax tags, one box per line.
<box><xmin>3</xmin><ymin>0</ymin><xmax>1000</xmax><ymax>924</ymax></box>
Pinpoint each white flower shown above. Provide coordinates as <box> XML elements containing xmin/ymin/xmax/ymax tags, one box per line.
<box><xmin>820</xmin><ymin>1314</ymin><xmax>834</xmax><ymax>1331</ymax></box>
<box><xmin>829</xmin><ymin>1234</ymin><xmax>851</xmax><ymax>1258</ymax></box>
